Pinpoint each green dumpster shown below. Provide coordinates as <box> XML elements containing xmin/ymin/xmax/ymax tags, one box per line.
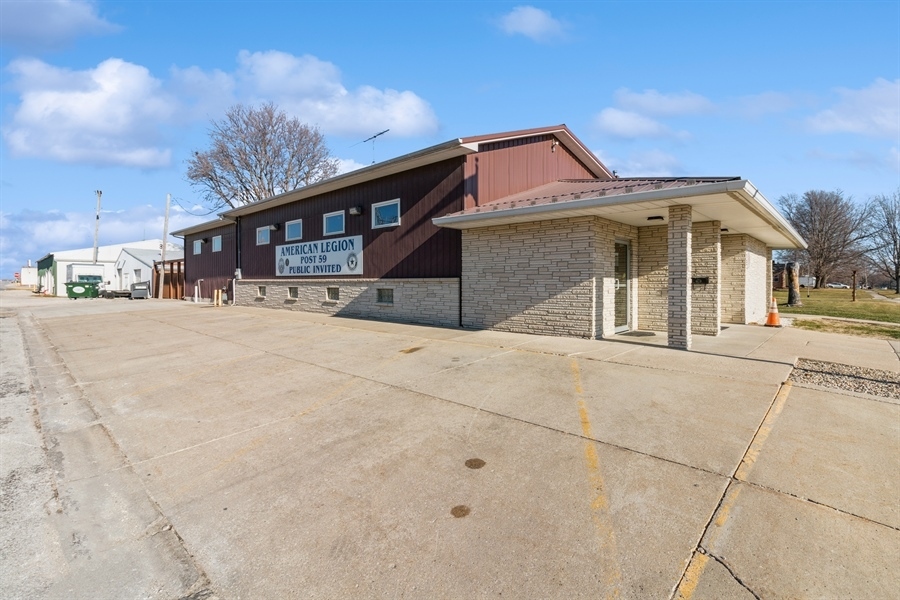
<box><xmin>65</xmin><ymin>281</ymin><xmax>99</xmax><ymax>299</ymax></box>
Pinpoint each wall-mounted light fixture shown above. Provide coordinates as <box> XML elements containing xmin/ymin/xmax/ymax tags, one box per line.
<box><xmin>647</xmin><ymin>216</ymin><xmax>665</xmax><ymax>222</ymax></box>
<box><xmin>550</xmin><ymin>140</ymin><xmax>560</xmax><ymax>153</ymax></box>
<box><xmin>268</xmin><ymin>223</ymin><xmax>280</xmax><ymax>231</ymax></box>
<box><xmin>201</xmin><ymin>238</ymin><xmax>209</xmax><ymax>244</ymax></box>
<box><xmin>349</xmin><ymin>206</ymin><xmax>364</xmax><ymax>216</ymax></box>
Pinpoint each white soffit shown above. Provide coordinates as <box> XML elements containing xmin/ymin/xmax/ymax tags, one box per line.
<box><xmin>433</xmin><ymin>180</ymin><xmax>806</xmax><ymax>249</ymax></box>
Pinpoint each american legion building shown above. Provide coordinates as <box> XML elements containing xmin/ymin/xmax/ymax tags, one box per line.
<box><xmin>173</xmin><ymin>125</ymin><xmax>806</xmax><ymax>350</ymax></box>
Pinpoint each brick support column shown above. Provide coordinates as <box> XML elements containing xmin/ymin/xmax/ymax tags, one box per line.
<box><xmin>668</xmin><ymin>205</ymin><xmax>692</xmax><ymax>349</ymax></box>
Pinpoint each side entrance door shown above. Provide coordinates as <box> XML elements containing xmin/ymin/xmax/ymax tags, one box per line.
<box><xmin>614</xmin><ymin>242</ymin><xmax>630</xmax><ymax>333</ymax></box>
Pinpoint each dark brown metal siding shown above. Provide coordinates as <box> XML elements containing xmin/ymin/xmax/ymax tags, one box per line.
<box><xmin>240</xmin><ymin>159</ymin><xmax>465</xmax><ymax>279</ymax></box>
<box><xmin>184</xmin><ymin>224</ymin><xmax>237</xmax><ymax>297</ymax></box>
<box><xmin>463</xmin><ymin>134</ymin><xmax>598</xmax><ymax>208</ymax></box>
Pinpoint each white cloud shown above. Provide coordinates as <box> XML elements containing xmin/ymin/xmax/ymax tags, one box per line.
<box><xmin>593</xmin><ymin>108</ymin><xmax>688</xmax><ymax>140</ymax></box>
<box><xmin>234</xmin><ymin>50</ymin><xmax>439</xmax><ymax>137</ymax></box>
<box><xmin>807</xmin><ymin>146</ymin><xmax>900</xmax><ymax>173</ymax></box>
<box><xmin>595</xmin><ymin>149</ymin><xmax>683</xmax><ymax>177</ymax></box>
<box><xmin>807</xmin><ymin>78</ymin><xmax>900</xmax><ymax>138</ymax></box>
<box><xmin>614</xmin><ymin>88</ymin><xmax>714</xmax><ymax>117</ymax></box>
<box><xmin>4</xmin><ymin>57</ymin><xmax>176</xmax><ymax>167</ymax></box>
<box><xmin>0</xmin><ymin>0</ymin><xmax>121</xmax><ymax>51</ymax></box>
<box><xmin>0</xmin><ymin>205</ymin><xmax>203</xmax><ymax>277</ymax></box>
<box><xmin>732</xmin><ymin>91</ymin><xmax>798</xmax><ymax>118</ymax></box>
<box><xmin>336</xmin><ymin>158</ymin><xmax>369</xmax><ymax>175</ymax></box>
<box><xmin>2</xmin><ymin>50</ymin><xmax>439</xmax><ymax>168</ymax></box>
<box><xmin>498</xmin><ymin>6</ymin><xmax>566</xmax><ymax>43</ymax></box>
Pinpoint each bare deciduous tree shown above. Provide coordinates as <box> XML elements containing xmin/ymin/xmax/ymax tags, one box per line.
<box><xmin>868</xmin><ymin>189</ymin><xmax>900</xmax><ymax>294</ymax></box>
<box><xmin>187</xmin><ymin>103</ymin><xmax>340</xmax><ymax>210</ymax></box>
<box><xmin>778</xmin><ymin>190</ymin><xmax>873</xmax><ymax>288</ymax></box>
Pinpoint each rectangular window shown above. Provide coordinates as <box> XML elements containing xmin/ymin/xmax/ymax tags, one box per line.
<box><xmin>256</xmin><ymin>227</ymin><xmax>270</xmax><ymax>245</ymax></box>
<box><xmin>134</xmin><ymin>269</ymin><xmax>142</xmax><ymax>281</ymax></box>
<box><xmin>257</xmin><ymin>285</ymin><xmax>266</xmax><ymax>297</ymax></box>
<box><xmin>376</xmin><ymin>288</ymin><xmax>394</xmax><ymax>304</ymax></box>
<box><xmin>288</xmin><ymin>286</ymin><xmax>298</xmax><ymax>299</ymax></box>
<box><xmin>326</xmin><ymin>287</ymin><xmax>339</xmax><ymax>301</ymax></box>
<box><xmin>193</xmin><ymin>240</ymin><xmax>202</xmax><ymax>255</ymax></box>
<box><xmin>285</xmin><ymin>219</ymin><xmax>303</xmax><ymax>241</ymax></box>
<box><xmin>212</xmin><ymin>235</ymin><xmax>222</xmax><ymax>252</ymax></box>
<box><xmin>372</xmin><ymin>199</ymin><xmax>401</xmax><ymax>229</ymax></box>
<box><xmin>323</xmin><ymin>211</ymin><xmax>345</xmax><ymax>236</ymax></box>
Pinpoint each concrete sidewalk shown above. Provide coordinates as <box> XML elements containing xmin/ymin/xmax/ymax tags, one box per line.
<box><xmin>1</xmin><ymin>290</ymin><xmax>898</xmax><ymax>599</ymax></box>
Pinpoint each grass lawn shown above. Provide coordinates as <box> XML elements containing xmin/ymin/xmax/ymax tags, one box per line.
<box><xmin>772</xmin><ymin>288</ymin><xmax>900</xmax><ymax>340</ymax></box>
<box><xmin>774</xmin><ymin>288</ymin><xmax>900</xmax><ymax>323</ymax></box>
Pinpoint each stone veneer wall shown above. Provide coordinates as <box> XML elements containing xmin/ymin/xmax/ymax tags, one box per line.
<box><xmin>639</xmin><ymin>221</ymin><xmax>721</xmax><ymax>335</ymax></box>
<box><xmin>461</xmin><ymin>217</ymin><xmax>596</xmax><ymax>338</ymax></box>
<box><xmin>721</xmin><ymin>235</ymin><xmax>747</xmax><ymax>323</ymax></box>
<box><xmin>667</xmin><ymin>206</ymin><xmax>693</xmax><ymax>349</ymax></box>
<box><xmin>720</xmin><ymin>234</ymin><xmax>770</xmax><ymax>324</ymax></box>
<box><xmin>746</xmin><ymin>237</ymin><xmax>769</xmax><ymax>324</ymax></box>
<box><xmin>637</xmin><ymin>225</ymin><xmax>668</xmax><ymax>332</ymax></box>
<box><xmin>691</xmin><ymin>221</ymin><xmax>721</xmax><ymax>336</ymax></box>
<box><xmin>235</xmin><ymin>278</ymin><xmax>459</xmax><ymax>328</ymax></box>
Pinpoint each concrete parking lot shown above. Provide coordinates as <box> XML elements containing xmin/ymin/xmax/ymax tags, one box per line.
<box><xmin>1</xmin><ymin>289</ymin><xmax>898</xmax><ymax>599</ymax></box>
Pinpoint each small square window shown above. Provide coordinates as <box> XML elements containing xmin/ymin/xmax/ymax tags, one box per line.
<box><xmin>323</xmin><ymin>211</ymin><xmax>345</xmax><ymax>236</ymax></box>
<box><xmin>372</xmin><ymin>199</ymin><xmax>400</xmax><ymax>229</ymax></box>
<box><xmin>257</xmin><ymin>285</ymin><xmax>266</xmax><ymax>297</ymax></box>
<box><xmin>256</xmin><ymin>227</ymin><xmax>270</xmax><ymax>245</ymax></box>
<box><xmin>288</xmin><ymin>286</ymin><xmax>298</xmax><ymax>299</ymax></box>
<box><xmin>285</xmin><ymin>219</ymin><xmax>302</xmax><ymax>241</ymax></box>
<box><xmin>212</xmin><ymin>235</ymin><xmax>222</xmax><ymax>252</ymax></box>
<box><xmin>376</xmin><ymin>288</ymin><xmax>394</xmax><ymax>304</ymax></box>
<box><xmin>326</xmin><ymin>287</ymin><xmax>339</xmax><ymax>301</ymax></box>
<box><xmin>193</xmin><ymin>240</ymin><xmax>202</xmax><ymax>255</ymax></box>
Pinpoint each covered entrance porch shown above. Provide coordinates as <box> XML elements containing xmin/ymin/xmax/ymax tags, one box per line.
<box><xmin>434</xmin><ymin>178</ymin><xmax>806</xmax><ymax>350</ymax></box>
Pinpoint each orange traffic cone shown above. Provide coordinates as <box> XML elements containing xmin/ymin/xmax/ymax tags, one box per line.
<box><xmin>765</xmin><ymin>296</ymin><xmax>782</xmax><ymax>327</ymax></box>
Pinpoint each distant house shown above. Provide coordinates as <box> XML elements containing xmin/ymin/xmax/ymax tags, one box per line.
<box><xmin>37</xmin><ymin>240</ymin><xmax>182</xmax><ymax>297</ymax></box>
<box><xmin>173</xmin><ymin>125</ymin><xmax>806</xmax><ymax>351</ymax></box>
<box><xmin>114</xmin><ymin>247</ymin><xmax>185</xmax><ymax>291</ymax></box>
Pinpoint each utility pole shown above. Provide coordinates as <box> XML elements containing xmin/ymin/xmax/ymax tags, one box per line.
<box><xmin>157</xmin><ymin>193</ymin><xmax>171</xmax><ymax>299</ymax></box>
<box><xmin>92</xmin><ymin>190</ymin><xmax>102</xmax><ymax>264</ymax></box>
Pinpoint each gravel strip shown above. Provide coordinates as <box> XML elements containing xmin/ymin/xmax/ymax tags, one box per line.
<box><xmin>789</xmin><ymin>359</ymin><xmax>900</xmax><ymax>400</ymax></box>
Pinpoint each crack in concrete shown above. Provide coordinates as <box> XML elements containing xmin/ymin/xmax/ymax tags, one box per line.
<box><xmin>700</xmin><ymin>548</ymin><xmax>762</xmax><ymax>600</ymax></box>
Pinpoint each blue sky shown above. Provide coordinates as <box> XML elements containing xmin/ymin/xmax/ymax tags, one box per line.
<box><xmin>1</xmin><ymin>0</ymin><xmax>898</xmax><ymax>278</ymax></box>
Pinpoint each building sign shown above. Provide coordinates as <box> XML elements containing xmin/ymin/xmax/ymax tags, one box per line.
<box><xmin>275</xmin><ymin>235</ymin><xmax>363</xmax><ymax>277</ymax></box>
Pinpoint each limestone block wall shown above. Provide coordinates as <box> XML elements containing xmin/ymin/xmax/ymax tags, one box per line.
<box><xmin>638</xmin><ymin>225</ymin><xmax>668</xmax><ymax>332</ymax></box>
<box><xmin>461</xmin><ymin>217</ymin><xmax>597</xmax><ymax>338</ymax></box>
<box><xmin>235</xmin><ymin>278</ymin><xmax>459</xmax><ymax>328</ymax></box>
<box><xmin>721</xmin><ymin>235</ymin><xmax>747</xmax><ymax>323</ymax></box>
<box><xmin>720</xmin><ymin>234</ymin><xmax>770</xmax><ymax>324</ymax></box>
<box><xmin>691</xmin><ymin>221</ymin><xmax>721</xmax><ymax>336</ymax></box>
<box><xmin>667</xmin><ymin>206</ymin><xmax>693</xmax><ymax>349</ymax></box>
<box><xmin>746</xmin><ymin>237</ymin><xmax>769</xmax><ymax>324</ymax></box>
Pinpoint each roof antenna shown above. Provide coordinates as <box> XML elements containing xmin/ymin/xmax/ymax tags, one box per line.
<box><xmin>356</xmin><ymin>129</ymin><xmax>389</xmax><ymax>164</ymax></box>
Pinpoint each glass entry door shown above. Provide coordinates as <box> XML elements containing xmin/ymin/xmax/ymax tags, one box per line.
<box><xmin>614</xmin><ymin>242</ymin><xmax>630</xmax><ymax>332</ymax></box>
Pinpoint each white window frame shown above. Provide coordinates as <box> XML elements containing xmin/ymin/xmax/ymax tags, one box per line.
<box><xmin>323</xmin><ymin>211</ymin><xmax>345</xmax><ymax>236</ymax></box>
<box><xmin>256</xmin><ymin>227</ymin><xmax>270</xmax><ymax>245</ymax></box>
<box><xmin>326</xmin><ymin>287</ymin><xmax>340</xmax><ymax>302</ymax></box>
<box><xmin>193</xmin><ymin>240</ymin><xmax>202</xmax><ymax>255</ymax></box>
<box><xmin>288</xmin><ymin>286</ymin><xmax>299</xmax><ymax>299</ymax></box>
<box><xmin>285</xmin><ymin>219</ymin><xmax>303</xmax><ymax>241</ymax></box>
<box><xmin>372</xmin><ymin>199</ymin><xmax>401</xmax><ymax>229</ymax></box>
<box><xmin>212</xmin><ymin>235</ymin><xmax>222</xmax><ymax>252</ymax></box>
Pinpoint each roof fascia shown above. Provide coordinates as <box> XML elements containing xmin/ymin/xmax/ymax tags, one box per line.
<box><xmin>433</xmin><ymin>179</ymin><xmax>807</xmax><ymax>249</ymax></box>
<box><xmin>221</xmin><ymin>139</ymin><xmax>473</xmax><ymax>219</ymax></box>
